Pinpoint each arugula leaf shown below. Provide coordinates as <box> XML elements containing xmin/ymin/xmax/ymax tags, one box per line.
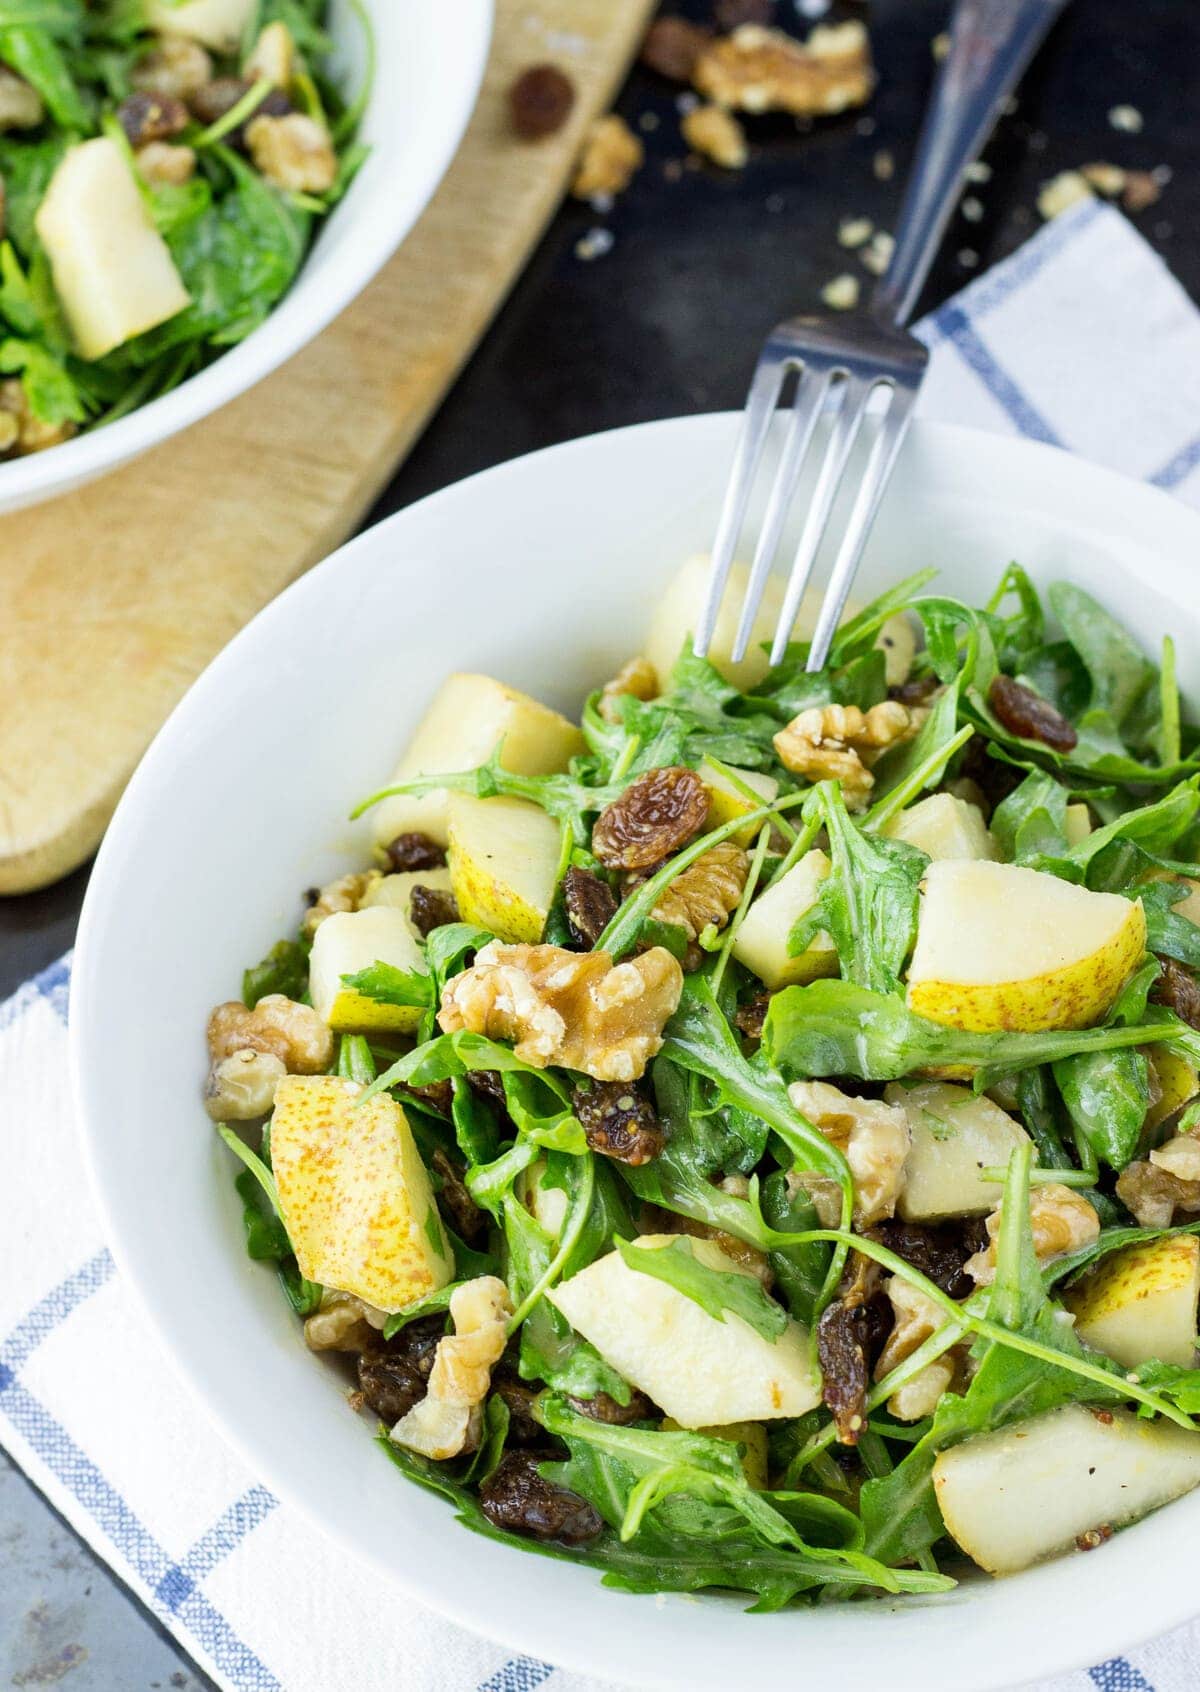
<box><xmin>990</xmin><ymin>770</ymin><xmax>1070</xmax><ymax>863</ymax></box>
<box><xmin>242</xmin><ymin>937</ymin><xmax>309</xmax><ymax>1007</ymax></box>
<box><xmin>614</xmin><ymin>1236</ymin><xmax>789</xmax><ymax>1341</ymax></box>
<box><xmin>792</xmin><ymin>781</ymin><xmax>925</xmax><ymax>995</ymax></box>
<box><xmin>1052</xmin><ymin>1045</ymin><xmax>1150</xmax><ymax>1172</ymax></box>
<box><xmin>1048</xmin><ymin>580</ymin><xmax>1157</xmax><ymax>738</ymax></box>
<box><xmin>340</xmin><ymin>958</ymin><xmax>433</xmax><ymax>1011</ymax></box>
<box><xmin>233</xmin><ymin>1168</ymin><xmax>290</xmax><ymax>1261</ymax></box>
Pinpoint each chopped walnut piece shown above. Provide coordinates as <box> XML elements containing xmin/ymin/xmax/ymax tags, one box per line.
<box><xmin>860</xmin><ymin>229</ymin><xmax>894</xmax><ymax>276</ymax></box>
<box><xmin>592</xmin><ymin>766</ymin><xmax>709</xmax><ymax>870</ymax></box>
<box><xmin>207</xmin><ymin>993</ymin><xmax>333</xmax><ymax>1073</ymax></box>
<box><xmin>1117</xmin><ymin>1150</ymin><xmax>1200</xmax><ymax>1228</ymax></box>
<box><xmin>599</xmin><ymin>655</ymin><xmax>659</xmax><ymax>722</ymax></box>
<box><xmin>303</xmin><ymin>1288</ymin><xmax>387</xmax><ymax>1352</ymax></box>
<box><xmin>246</xmin><ymin>112</ymin><xmax>336</xmax><ymax>192</ymax></box>
<box><xmin>787</xmin><ymin>1080</ymin><xmax>910</xmax><ymax>1227</ymax></box>
<box><xmin>438</xmin><ymin>941</ymin><xmax>683</xmax><ymax>1083</ymax></box>
<box><xmin>389</xmin><ymin>1277</ymin><xmax>512</xmax><ymax>1459</ymax></box>
<box><xmin>133</xmin><ymin>36</ymin><xmax>213</xmax><ymax>100</ymax></box>
<box><xmin>1037</xmin><ymin>169</ymin><xmax>1093</xmax><ymax>221</ymax></box>
<box><xmin>821</xmin><ymin>273</ymin><xmax>860</xmax><ymax>311</ymax></box>
<box><xmin>681</xmin><ymin>103</ymin><xmax>748</xmax><ymax>169</ymax></box>
<box><xmin>692</xmin><ymin>21</ymin><xmax>873</xmax><ymax>118</ymax></box>
<box><xmin>571</xmin><ymin>114</ymin><xmax>644</xmax><ymax>200</ymax></box>
<box><xmin>136</xmin><ymin>141</ymin><xmax>197</xmax><ymax>185</ymax></box>
<box><xmin>1080</xmin><ymin>161</ymin><xmax>1127</xmax><ymax>198</ymax></box>
<box><xmin>874</xmin><ymin>1275</ymin><xmax>967</xmax><ymax>1421</ymax></box>
<box><xmin>0</xmin><ymin>66</ymin><xmax>43</xmax><ymax>130</ymax></box>
<box><xmin>0</xmin><ymin>377</ymin><xmax>74</xmax><ymax>454</ymax></box>
<box><xmin>1122</xmin><ymin>168</ymin><xmax>1165</xmax><ymax>213</ymax></box>
<box><xmin>965</xmin><ymin>1184</ymin><xmax>1100</xmax><ymax>1286</ymax></box>
<box><xmin>651</xmin><ymin>841</ymin><xmax>749</xmax><ymax>941</ymax></box>
<box><xmin>301</xmin><ymin>868</ymin><xmax>381</xmax><ymax>938</ymax></box>
<box><xmin>204</xmin><ymin>1049</ymin><xmax>287</xmax><ymax>1120</ymax></box>
<box><xmin>774</xmin><ymin>700</ymin><xmax>919</xmax><ymax>810</ymax></box>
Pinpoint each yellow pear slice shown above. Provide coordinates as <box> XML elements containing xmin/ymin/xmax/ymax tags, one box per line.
<box><xmin>371</xmin><ymin>673</ymin><xmax>582</xmax><ymax>852</ymax></box>
<box><xmin>885</xmin><ymin>1080</ymin><xmax>1029</xmax><ymax>1219</ymax></box>
<box><xmin>447</xmin><ymin>792</ymin><xmax>561</xmax><ymax>943</ymax></box>
<box><xmin>907</xmin><ymin>860</ymin><xmax>1146</xmax><ymax>1032</ymax></box>
<box><xmin>697</xmin><ymin>758</ymin><xmax>778</xmax><ymax>847</ymax></box>
<box><xmin>308</xmin><ymin>906</ymin><xmax>429</xmax><ymax>1034</ymax></box>
<box><xmin>36</xmin><ymin>139</ymin><xmax>190</xmax><ymax>360</ymax></box>
<box><xmin>1145</xmin><ymin>1049</ymin><xmax>1200</xmax><ymax>1134</ymax></box>
<box><xmin>731</xmin><ymin>849</ymin><xmax>837</xmax><ymax>990</ymax></box>
<box><xmin>270</xmin><ymin>1076</ymin><xmax>453</xmax><ymax>1313</ymax></box>
<box><xmin>547</xmin><ymin>1233</ymin><xmax>820</xmax><ymax>1426</ymax></box>
<box><xmin>883</xmin><ymin>794</ymin><xmax>997</xmax><ymax>862</ymax></box>
<box><xmin>933</xmin><ymin>1404</ymin><xmax>1200</xmax><ymax>1575</ymax></box>
<box><xmin>1065</xmin><ymin>1235</ymin><xmax>1200</xmax><ymax>1369</ymax></box>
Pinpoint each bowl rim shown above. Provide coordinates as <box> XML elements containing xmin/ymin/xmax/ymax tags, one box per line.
<box><xmin>70</xmin><ymin>415</ymin><xmax>1200</xmax><ymax>1689</ymax></box>
<box><xmin>0</xmin><ymin>0</ymin><xmax>492</xmax><ymax>511</ymax></box>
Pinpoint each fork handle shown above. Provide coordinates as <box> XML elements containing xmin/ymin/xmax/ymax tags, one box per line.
<box><xmin>871</xmin><ymin>0</ymin><xmax>1070</xmax><ymax>327</ymax></box>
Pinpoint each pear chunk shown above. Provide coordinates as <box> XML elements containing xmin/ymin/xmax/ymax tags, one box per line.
<box><xmin>270</xmin><ymin>1075</ymin><xmax>453</xmax><ymax>1312</ymax></box>
<box><xmin>36</xmin><ymin>139</ymin><xmax>190</xmax><ymax>360</ymax></box>
<box><xmin>547</xmin><ymin>1234</ymin><xmax>821</xmax><ymax>1426</ymax></box>
<box><xmin>370</xmin><ymin>674</ymin><xmax>582</xmax><ymax>852</ymax></box>
<box><xmin>308</xmin><ymin>906</ymin><xmax>429</xmax><ymax>1034</ymax></box>
<box><xmin>447</xmin><ymin>792</ymin><xmax>561</xmax><ymax>943</ymax></box>
<box><xmin>697</xmin><ymin>758</ymin><xmax>778</xmax><ymax>847</ymax></box>
<box><xmin>731</xmin><ymin>849</ymin><xmax>837</xmax><ymax>989</ymax></box>
<box><xmin>933</xmin><ymin>1404</ymin><xmax>1200</xmax><ymax>1574</ymax></box>
<box><xmin>883</xmin><ymin>794</ymin><xmax>997</xmax><ymax>863</ymax></box>
<box><xmin>907</xmin><ymin>860</ymin><xmax>1146</xmax><ymax>1032</ymax></box>
<box><xmin>145</xmin><ymin>0</ymin><xmax>255</xmax><ymax>50</ymax></box>
<box><xmin>885</xmin><ymin>1080</ymin><xmax>1029</xmax><ymax>1219</ymax></box>
<box><xmin>1065</xmin><ymin>1234</ymin><xmax>1200</xmax><ymax>1369</ymax></box>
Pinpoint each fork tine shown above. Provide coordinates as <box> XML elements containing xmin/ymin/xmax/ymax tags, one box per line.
<box><xmin>730</xmin><ymin>364</ymin><xmax>834</xmax><ymax>665</ymax></box>
<box><xmin>692</xmin><ymin>357</ymin><xmax>788</xmax><ymax>658</ymax></box>
<box><xmin>767</xmin><ymin>374</ymin><xmax>868</xmax><ymax>669</ymax></box>
<box><xmin>805</xmin><ymin>380</ymin><xmax>920</xmax><ymax>673</ymax></box>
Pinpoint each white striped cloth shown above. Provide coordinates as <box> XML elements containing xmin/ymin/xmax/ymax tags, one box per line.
<box><xmin>4</xmin><ymin>201</ymin><xmax>1200</xmax><ymax>1692</ymax></box>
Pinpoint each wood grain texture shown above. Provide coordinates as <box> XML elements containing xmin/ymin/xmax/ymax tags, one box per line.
<box><xmin>0</xmin><ymin>0</ymin><xmax>655</xmax><ymax>894</ymax></box>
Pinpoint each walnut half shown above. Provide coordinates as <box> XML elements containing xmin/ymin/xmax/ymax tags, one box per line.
<box><xmin>874</xmin><ymin>1275</ymin><xmax>968</xmax><ymax>1421</ymax></box>
<box><xmin>692</xmin><ymin>20</ymin><xmax>873</xmax><ymax>117</ymax></box>
<box><xmin>438</xmin><ymin>941</ymin><xmax>683</xmax><ymax>1083</ymax></box>
<box><xmin>389</xmin><ymin>1277</ymin><xmax>512</xmax><ymax>1459</ymax></box>
<box><xmin>774</xmin><ymin>700</ymin><xmax>920</xmax><ymax>810</ymax></box>
<box><xmin>651</xmin><ymin>841</ymin><xmax>749</xmax><ymax>941</ymax></box>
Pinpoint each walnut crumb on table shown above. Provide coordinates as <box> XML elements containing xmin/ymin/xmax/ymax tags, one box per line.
<box><xmin>820</xmin><ymin>273</ymin><xmax>860</xmax><ymax>310</ymax></box>
<box><xmin>571</xmin><ymin>114</ymin><xmax>644</xmax><ymax>199</ymax></box>
<box><xmin>837</xmin><ymin>216</ymin><xmax>873</xmax><ymax>248</ymax></box>
<box><xmin>681</xmin><ymin>102</ymin><xmax>748</xmax><ymax>168</ymax></box>
<box><xmin>1037</xmin><ymin>169</ymin><xmax>1094</xmax><ymax>220</ymax></box>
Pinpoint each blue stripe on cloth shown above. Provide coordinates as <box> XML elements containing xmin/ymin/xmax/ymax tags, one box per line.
<box><xmin>919</xmin><ymin>197</ymin><xmax>1106</xmax><ymax>347</ymax></box>
<box><xmin>1149</xmin><ymin>429</ymin><xmax>1200</xmax><ymax>491</ymax></box>
<box><xmin>928</xmin><ymin>303</ymin><xmax>1064</xmax><ymax>446</ymax></box>
<box><xmin>477</xmin><ymin>1660</ymin><xmax>556</xmax><ymax>1692</ymax></box>
<box><xmin>0</xmin><ymin>1249</ymin><xmax>114</xmax><ymax>1373</ymax></box>
<box><xmin>0</xmin><ymin>1253</ymin><xmax>281</xmax><ymax>1692</ymax></box>
<box><xmin>1089</xmin><ymin>1659</ymin><xmax>1157</xmax><ymax>1691</ymax></box>
<box><xmin>34</xmin><ymin>953</ymin><xmax>71</xmax><ymax>1022</ymax></box>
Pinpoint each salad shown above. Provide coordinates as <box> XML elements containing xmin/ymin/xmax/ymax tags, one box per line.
<box><xmin>208</xmin><ymin>556</ymin><xmax>1200</xmax><ymax>1606</ymax></box>
<box><xmin>0</xmin><ymin>0</ymin><xmax>367</xmax><ymax>456</ymax></box>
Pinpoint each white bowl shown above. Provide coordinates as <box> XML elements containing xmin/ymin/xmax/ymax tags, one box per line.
<box><xmin>0</xmin><ymin>0</ymin><xmax>491</xmax><ymax>514</ymax></box>
<box><xmin>72</xmin><ymin>417</ymin><xmax>1200</xmax><ymax>1690</ymax></box>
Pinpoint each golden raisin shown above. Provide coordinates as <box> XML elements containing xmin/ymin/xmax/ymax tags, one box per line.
<box><xmin>592</xmin><ymin>766</ymin><xmax>709</xmax><ymax>870</ymax></box>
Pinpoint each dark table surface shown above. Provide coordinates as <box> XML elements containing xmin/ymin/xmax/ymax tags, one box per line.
<box><xmin>3</xmin><ymin>0</ymin><xmax>1198</xmax><ymax>1682</ymax></box>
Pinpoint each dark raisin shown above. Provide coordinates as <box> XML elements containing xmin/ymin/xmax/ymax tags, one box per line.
<box><xmin>356</xmin><ymin>1316</ymin><xmax>443</xmax><ymax>1423</ymax></box>
<box><xmin>565</xmin><ymin>1388</ymin><xmax>654</xmax><ymax>1424</ymax></box>
<box><xmin>509</xmin><ymin>63</ymin><xmax>576</xmax><ymax>139</ymax></box>
<box><xmin>431</xmin><ymin>1147</ymin><xmax>487</xmax><ymax>1242</ymax></box>
<box><xmin>492</xmin><ymin>1374</ymin><xmax>548</xmax><ymax>1447</ymax></box>
<box><xmin>383</xmin><ymin>831</ymin><xmax>447</xmax><ymax>872</ymax></box>
<box><xmin>889</xmin><ymin>673</ymin><xmax>939</xmax><ymax>706</ymax></box>
<box><xmin>712</xmin><ymin>0</ymin><xmax>773</xmax><ymax>26</ymax></box>
<box><xmin>573</xmin><ymin>1081</ymin><xmax>665</xmax><ymax>1166</ymax></box>
<box><xmin>467</xmin><ymin>1068</ymin><xmax>516</xmax><ymax>1132</ymax></box>
<box><xmin>1151</xmin><ymin>957</ymin><xmax>1200</xmax><ymax>1032</ymax></box>
<box><xmin>640</xmin><ymin>16</ymin><xmax>712</xmax><ymax>80</ymax></box>
<box><xmin>871</xmin><ymin>1219</ymin><xmax>976</xmax><ymax>1300</ymax></box>
<box><xmin>816</xmin><ymin>1300</ymin><xmax>869</xmax><ymax>1445</ymax></box>
<box><xmin>592</xmin><ymin>766</ymin><xmax>709</xmax><ymax>871</ymax></box>
<box><xmin>481</xmin><ymin>1452</ymin><xmax>603</xmax><ymax>1543</ymax></box>
<box><xmin>403</xmin><ymin>1078</ymin><xmax>453</xmax><ymax>1115</ymax></box>
<box><xmin>562</xmin><ymin>865</ymin><xmax>617</xmax><ymax>949</ymax></box>
<box><xmin>409</xmin><ymin>883</ymin><xmax>460</xmax><ymax>939</ymax></box>
<box><xmin>117</xmin><ymin>91</ymin><xmax>189</xmax><ymax>147</ymax></box>
<box><xmin>188</xmin><ymin>77</ymin><xmax>290</xmax><ymax>144</ymax></box>
<box><xmin>734</xmin><ymin>994</ymin><xmax>771</xmax><ymax>1040</ymax></box>
<box><xmin>988</xmin><ymin>674</ymin><xmax>1078</xmax><ymax>752</ymax></box>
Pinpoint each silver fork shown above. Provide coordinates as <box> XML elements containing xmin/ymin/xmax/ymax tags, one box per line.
<box><xmin>693</xmin><ymin>0</ymin><xmax>1069</xmax><ymax>676</ymax></box>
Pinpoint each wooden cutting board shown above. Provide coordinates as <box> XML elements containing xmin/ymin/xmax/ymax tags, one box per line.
<box><xmin>0</xmin><ymin>0</ymin><xmax>656</xmax><ymax>895</ymax></box>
